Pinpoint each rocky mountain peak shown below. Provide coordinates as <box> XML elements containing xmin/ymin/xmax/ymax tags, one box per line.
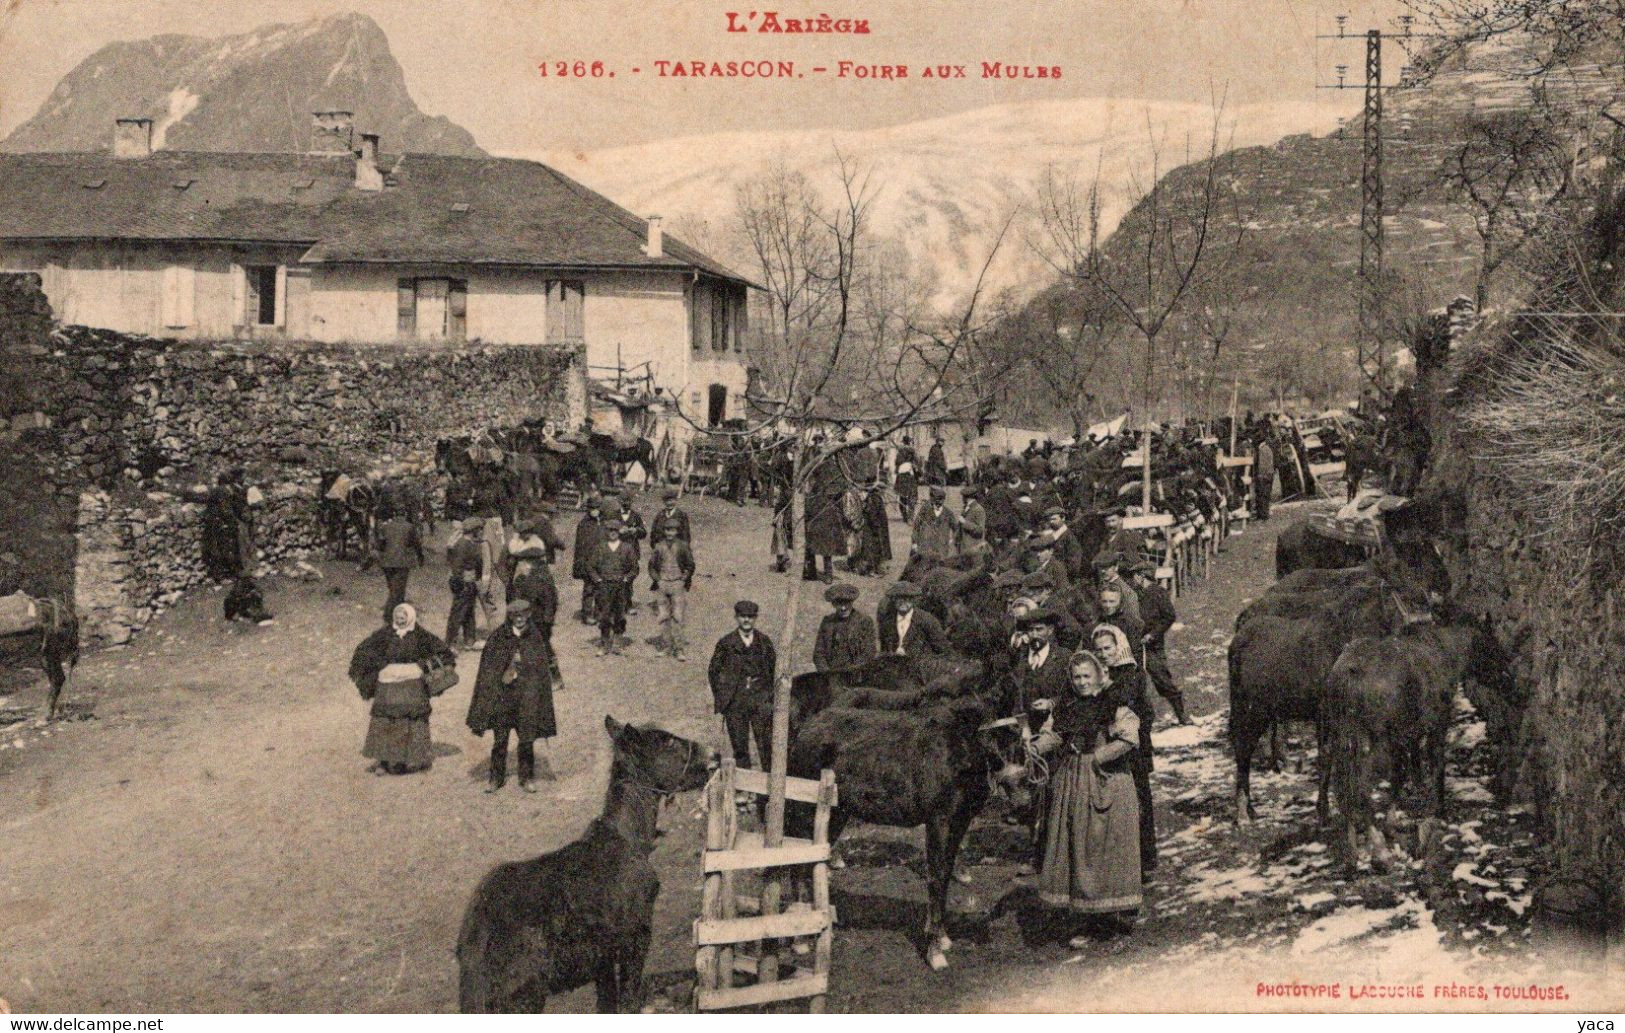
<box><xmin>1</xmin><ymin>12</ymin><xmax>484</xmax><ymax>157</ymax></box>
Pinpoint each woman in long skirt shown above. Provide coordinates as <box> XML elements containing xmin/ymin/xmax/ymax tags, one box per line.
<box><xmin>1036</xmin><ymin>649</ymin><xmax>1142</xmax><ymax>946</ymax></box>
<box><xmin>348</xmin><ymin>603</ymin><xmax>456</xmax><ymax>775</ymax></box>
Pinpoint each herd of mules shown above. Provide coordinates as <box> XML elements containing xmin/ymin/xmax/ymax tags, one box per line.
<box><xmin>1236</xmin><ymin>490</ymin><xmax>1514</xmax><ymax>872</ymax></box>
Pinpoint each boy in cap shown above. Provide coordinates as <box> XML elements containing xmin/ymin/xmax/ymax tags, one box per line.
<box><xmin>588</xmin><ymin>520</ymin><xmax>637</xmax><ymax>656</ymax></box>
<box><xmin>445</xmin><ymin>516</ymin><xmax>486</xmax><ymax>649</ymax></box>
<box><xmin>508</xmin><ymin>539</ymin><xmax>563</xmax><ymax>691</ymax></box>
<box><xmin>813</xmin><ymin>582</ymin><xmax>878</xmax><ymax>673</ymax></box>
<box><xmin>571</xmin><ymin>494</ymin><xmax>605</xmax><ymax>624</ymax></box>
<box><xmin>1041</xmin><ymin>505</ymin><xmax>1086</xmax><ymax>584</ymax></box>
<box><xmin>1018</xmin><ymin>569</ymin><xmax>1086</xmax><ymax>650</ymax></box>
<box><xmin>708</xmin><ymin>600</ymin><xmax>778</xmax><ymax>777</ymax></box>
<box><xmin>648</xmin><ymin>518</ymin><xmax>696</xmax><ymax>660</ymax></box>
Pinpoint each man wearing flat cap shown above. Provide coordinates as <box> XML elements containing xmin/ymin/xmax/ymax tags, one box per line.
<box><xmin>655</xmin><ymin>487</ymin><xmax>691</xmax><ymax>544</ymax></box>
<box><xmin>468</xmin><ymin>598</ymin><xmax>557</xmax><ymax>791</ymax></box>
<box><xmin>614</xmin><ymin>491</ymin><xmax>647</xmax><ymax>615</ymax></box>
<box><xmin>814</xmin><ymin>583</ymin><xmax>878</xmax><ymax>674</ymax></box>
<box><xmin>911</xmin><ymin>485</ymin><xmax>959</xmax><ymax>564</ymax></box>
<box><xmin>1041</xmin><ymin>505</ymin><xmax>1087</xmax><ymax>584</ymax></box>
<box><xmin>587</xmin><ymin>520</ymin><xmax>636</xmax><ymax>656</ymax></box>
<box><xmin>648</xmin><ymin>518</ymin><xmax>696</xmax><ymax>661</ymax></box>
<box><xmin>445</xmin><ymin>516</ymin><xmax>486</xmax><ymax>649</ymax></box>
<box><xmin>877</xmin><ymin>581</ymin><xmax>950</xmax><ymax>661</ymax></box>
<box><xmin>708</xmin><ymin>600</ymin><xmax>778</xmax><ymax>773</ymax></box>
<box><xmin>1018</xmin><ymin>569</ymin><xmax>1087</xmax><ymax>650</ymax></box>
<box><xmin>1129</xmin><ymin>560</ymin><xmax>1189</xmax><ymax>725</ymax></box>
<box><xmin>571</xmin><ymin>494</ymin><xmax>605</xmax><ymax>624</ymax></box>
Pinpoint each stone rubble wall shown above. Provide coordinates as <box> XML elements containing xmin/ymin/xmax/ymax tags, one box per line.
<box><xmin>1</xmin><ymin>272</ymin><xmax>585</xmax><ymax>644</ymax></box>
<box><xmin>1425</xmin><ymin>344</ymin><xmax>1624</xmax><ymax>937</ymax></box>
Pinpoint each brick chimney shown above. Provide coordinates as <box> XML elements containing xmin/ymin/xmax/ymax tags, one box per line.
<box><xmin>310</xmin><ymin>110</ymin><xmax>355</xmax><ymax>155</ymax></box>
<box><xmin>643</xmin><ymin>214</ymin><xmax>664</xmax><ymax>258</ymax></box>
<box><xmin>355</xmin><ymin>133</ymin><xmax>384</xmax><ymax>192</ymax></box>
<box><xmin>113</xmin><ymin>118</ymin><xmax>153</xmax><ymax>159</ymax></box>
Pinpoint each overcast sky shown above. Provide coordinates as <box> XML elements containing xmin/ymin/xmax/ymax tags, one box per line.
<box><xmin>0</xmin><ymin>0</ymin><xmax>1414</xmax><ymax>152</ymax></box>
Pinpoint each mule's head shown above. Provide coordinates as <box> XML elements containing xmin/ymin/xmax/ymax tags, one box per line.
<box><xmin>1374</xmin><ymin>537</ymin><xmax>1450</xmax><ymax>618</ymax></box>
<box><xmin>605</xmin><ymin>715</ymin><xmax>719</xmax><ymax>793</ymax></box>
<box><xmin>976</xmin><ymin>715</ymin><xmax>1036</xmax><ymax>811</ymax></box>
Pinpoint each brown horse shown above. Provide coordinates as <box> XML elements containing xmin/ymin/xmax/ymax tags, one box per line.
<box><xmin>1324</xmin><ymin>618</ymin><xmax>1512</xmax><ymax>871</ymax></box>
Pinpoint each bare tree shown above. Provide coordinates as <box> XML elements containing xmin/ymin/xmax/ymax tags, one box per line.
<box><xmin>1036</xmin><ymin>99</ymin><xmax>1250</xmax><ymax>504</ymax></box>
<box><xmin>1443</xmin><ymin>108</ymin><xmax>1577</xmax><ymax>309</ymax></box>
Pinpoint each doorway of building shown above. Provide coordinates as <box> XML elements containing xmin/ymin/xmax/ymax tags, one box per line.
<box><xmin>707</xmin><ymin>384</ymin><xmax>727</xmax><ymax>427</ymax></box>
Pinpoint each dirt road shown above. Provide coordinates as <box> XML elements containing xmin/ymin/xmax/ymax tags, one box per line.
<box><xmin>0</xmin><ymin>494</ymin><xmax>1592</xmax><ymax>1012</ymax></box>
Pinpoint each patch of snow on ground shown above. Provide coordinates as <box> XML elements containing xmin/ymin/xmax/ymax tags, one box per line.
<box><xmin>1448</xmin><ymin>776</ymin><xmax>1496</xmax><ymax>803</ymax></box>
<box><xmin>1290</xmin><ymin>898</ymin><xmax>1434</xmax><ymax>957</ymax></box>
<box><xmin>1452</xmin><ymin>862</ymin><xmax>1499</xmax><ymax>888</ymax></box>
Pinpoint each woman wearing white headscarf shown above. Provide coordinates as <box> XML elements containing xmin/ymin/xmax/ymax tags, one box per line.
<box><xmin>348</xmin><ymin>603</ymin><xmax>456</xmax><ymax>775</ymax></box>
<box><xmin>1093</xmin><ymin>620</ymin><xmax>1158</xmax><ymax>875</ymax></box>
<box><xmin>1033</xmin><ymin>649</ymin><xmax>1141</xmax><ymax>942</ymax></box>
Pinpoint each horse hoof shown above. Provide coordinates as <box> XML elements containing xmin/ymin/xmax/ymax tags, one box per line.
<box><xmin>953</xmin><ymin>870</ymin><xmax>973</xmax><ymax>885</ymax></box>
<box><xmin>937</xmin><ymin>933</ymin><xmax>953</xmax><ymax>952</ymax></box>
<box><xmin>926</xmin><ymin>946</ymin><xmax>949</xmax><ymax>971</ymax></box>
<box><xmin>829</xmin><ymin>853</ymin><xmax>847</xmax><ymax>871</ymax></box>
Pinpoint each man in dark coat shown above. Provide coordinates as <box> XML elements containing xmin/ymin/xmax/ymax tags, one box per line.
<box><xmin>445</xmin><ymin>516</ymin><xmax>485</xmax><ymax>649</ymax></box>
<box><xmin>1011</xmin><ymin>609</ymin><xmax>1071</xmax><ymax>714</ymax></box>
<box><xmin>983</xmin><ymin>469</ymin><xmax>1023</xmax><ymax>544</ymax></box>
<box><xmin>893</xmin><ymin>435</ymin><xmax>920</xmax><ymax>523</ymax></box>
<box><xmin>1254</xmin><ymin>432</ymin><xmax>1275</xmax><ymax>521</ymax></box>
<box><xmin>374</xmin><ymin>504</ymin><xmax>425</xmax><ymax>625</ymax></box>
<box><xmin>911</xmin><ymin>485</ymin><xmax>959</xmax><ymax>563</ymax></box>
<box><xmin>509</xmin><ymin>544</ymin><xmax>562</xmax><ymax>690</ymax></box>
<box><xmin>802</xmin><ymin>443</ymin><xmax>848</xmax><ymax>583</ymax></box>
<box><xmin>958</xmin><ymin>484</ymin><xmax>987</xmax><ymax>549</ymax></box>
<box><xmin>588</xmin><ymin>520</ymin><xmax>638</xmax><ymax>656</ymax></box>
<box><xmin>877</xmin><ymin>581</ymin><xmax>950</xmax><ymax>661</ymax></box>
<box><xmin>571</xmin><ymin>495</ymin><xmax>605</xmax><ymax>623</ymax></box>
<box><xmin>654</xmin><ymin>487</ymin><xmax>692</xmax><ymax>544</ymax></box>
<box><xmin>850</xmin><ymin>479</ymin><xmax>892</xmax><ymax>577</ymax></box>
<box><xmin>708</xmin><ymin>600</ymin><xmax>778</xmax><ymax>775</ymax></box>
<box><xmin>813</xmin><ymin>582</ymin><xmax>878</xmax><ymax>673</ymax></box>
<box><xmin>1040</xmin><ymin>505</ymin><xmax>1086</xmax><ymax>585</ymax></box>
<box><xmin>925</xmin><ymin>439</ymin><xmax>948</xmax><ymax>486</ymax></box>
<box><xmin>614</xmin><ymin>491</ymin><xmax>646</xmax><ymax>615</ymax></box>
<box><xmin>1018</xmin><ymin>570</ymin><xmax>1087</xmax><ymax>650</ymax></box>
<box><xmin>468</xmin><ymin>600</ymin><xmax>557</xmax><ymax>792</ymax></box>
<box><xmin>1129</xmin><ymin>561</ymin><xmax>1188</xmax><ymax>725</ymax></box>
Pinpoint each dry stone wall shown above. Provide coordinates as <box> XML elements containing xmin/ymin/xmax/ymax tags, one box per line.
<box><xmin>1425</xmin><ymin>348</ymin><xmax>1625</xmax><ymax>939</ymax></box>
<box><xmin>1</xmin><ymin>273</ymin><xmax>584</xmax><ymax>644</ymax></box>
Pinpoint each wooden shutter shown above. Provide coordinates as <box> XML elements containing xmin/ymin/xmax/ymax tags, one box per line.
<box><xmin>397</xmin><ymin>278</ymin><xmax>417</xmax><ymax>337</ymax></box>
<box><xmin>273</xmin><ymin>265</ymin><xmax>287</xmax><ymax>327</ymax></box>
<box><xmin>231</xmin><ymin>263</ymin><xmax>246</xmax><ymax>327</ymax></box>
<box><xmin>448</xmin><ymin>278</ymin><xmax>468</xmax><ymax>340</ymax></box>
<box><xmin>711</xmin><ymin>287</ymin><xmax>726</xmax><ymax>352</ymax></box>
<box><xmin>161</xmin><ymin>265</ymin><xmax>194</xmax><ymax>328</ymax></box>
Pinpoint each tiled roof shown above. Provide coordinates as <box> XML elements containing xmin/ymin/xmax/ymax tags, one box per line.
<box><xmin>0</xmin><ymin>150</ymin><xmax>751</xmax><ymax>283</ymax></box>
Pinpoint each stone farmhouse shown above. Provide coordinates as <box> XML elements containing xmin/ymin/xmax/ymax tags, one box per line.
<box><xmin>0</xmin><ymin>113</ymin><xmax>754</xmax><ymax>429</ymax></box>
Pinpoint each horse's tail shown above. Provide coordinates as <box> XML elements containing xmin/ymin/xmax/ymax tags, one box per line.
<box><xmin>455</xmin><ymin>878</ymin><xmax>497</xmax><ymax>1013</ymax></box>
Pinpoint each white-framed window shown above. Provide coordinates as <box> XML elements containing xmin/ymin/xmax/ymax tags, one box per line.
<box><xmin>232</xmin><ymin>263</ymin><xmax>286</xmax><ymax>327</ymax></box>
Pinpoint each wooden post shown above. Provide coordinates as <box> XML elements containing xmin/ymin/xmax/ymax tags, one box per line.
<box><xmin>1141</xmin><ymin>424</ymin><xmax>1152</xmax><ymax>514</ymax></box>
<box><xmin>808</xmin><ymin>769</ymin><xmax>836</xmax><ymax>1014</ymax></box>
<box><xmin>696</xmin><ymin>761</ymin><xmax>734</xmax><ymax>1001</ymax></box>
<box><xmin>760</xmin><ymin>442</ymin><xmax>809</xmax><ymax>995</ymax></box>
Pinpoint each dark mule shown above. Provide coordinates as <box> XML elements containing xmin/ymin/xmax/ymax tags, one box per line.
<box><xmin>785</xmin><ymin>692</ymin><xmax>1009</xmax><ymax>970</ymax></box>
<box><xmin>456</xmin><ymin>716</ymin><xmax>717</xmax><ymax>1013</ymax></box>
<box><xmin>1227</xmin><ymin>541</ymin><xmax>1448</xmax><ymax>824</ymax></box>
<box><xmin>0</xmin><ymin>596</ymin><xmax>81</xmax><ymax>721</ymax></box>
<box><xmin>1324</xmin><ymin>619</ymin><xmax>1511</xmax><ymax>871</ymax></box>
<box><xmin>1275</xmin><ymin>519</ymin><xmax>1368</xmax><ymax>578</ymax></box>
<box><xmin>587</xmin><ymin>433</ymin><xmax>656</xmax><ymax>489</ymax></box>
<box><xmin>317</xmin><ymin>470</ymin><xmax>376</xmax><ymax>561</ymax></box>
